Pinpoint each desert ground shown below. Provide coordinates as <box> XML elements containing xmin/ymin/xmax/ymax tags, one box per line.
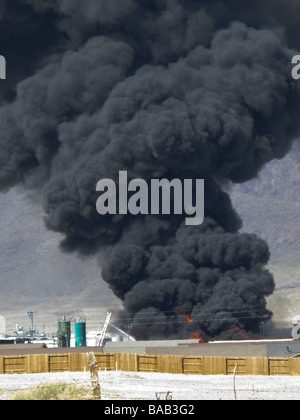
<box><xmin>1</xmin><ymin>370</ymin><xmax>300</xmax><ymax>400</ymax></box>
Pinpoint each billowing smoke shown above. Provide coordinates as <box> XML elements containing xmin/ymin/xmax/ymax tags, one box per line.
<box><xmin>1</xmin><ymin>0</ymin><xmax>300</xmax><ymax>340</ymax></box>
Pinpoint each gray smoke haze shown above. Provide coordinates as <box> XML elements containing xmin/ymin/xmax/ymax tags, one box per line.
<box><xmin>1</xmin><ymin>0</ymin><xmax>300</xmax><ymax>340</ymax></box>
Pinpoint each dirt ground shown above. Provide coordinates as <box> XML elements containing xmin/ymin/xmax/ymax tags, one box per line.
<box><xmin>1</xmin><ymin>370</ymin><xmax>300</xmax><ymax>400</ymax></box>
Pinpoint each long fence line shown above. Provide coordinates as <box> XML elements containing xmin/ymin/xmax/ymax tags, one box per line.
<box><xmin>1</xmin><ymin>352</ymin><xmax>300</xmax><ymax>376</ymax></box>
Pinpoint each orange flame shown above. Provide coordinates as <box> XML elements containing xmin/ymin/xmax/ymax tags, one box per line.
<box><xmin>184</xmin><ymin>313</ymin><xmax>193</xmax><ymax>323</ymax></box>
<box><xmin>190</xmin><ymin>332</ymin><xmax>205</xmax><ymax>343</ymax></box>
<box><xmin>226</xmin><ymin>327</ymin><xmax>248</xmax><ymax>340</ymax></box>
<box><xmin>183</xmin><ymin>313</ymin><xmax>205</xmax><ymax>343</ymax></box>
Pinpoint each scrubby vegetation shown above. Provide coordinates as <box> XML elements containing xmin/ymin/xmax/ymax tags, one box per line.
<box><xmin>10</xmin><ymin>382</ymin><xmax>93</xmax><ymax>400</ymax></box>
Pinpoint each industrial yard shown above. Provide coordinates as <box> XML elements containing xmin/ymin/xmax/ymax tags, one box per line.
<box><xmin>1</xmin><ymin>311</ymin><xmax>300</xmax><ymax>400</ymax></box>
<box><xmin>1</xmin><ymin>370</ymin><xmax>300</xmax><ymax>400</ymax></box>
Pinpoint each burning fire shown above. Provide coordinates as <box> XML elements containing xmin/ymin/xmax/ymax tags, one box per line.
<box><xmin>183</xmin><ymin>313</ymin><xmax>205</xmax><ymax>343</ymax></box>
<box><xmin>184</xmin><ymin>313</ymin><xmax>193</xmax><ymax>323</ymax></box>
<box><xmin>226</xmin><ymin>326</ymin><xmax>248</xmax><ymax>340</ymax></box>
<box><xmin>190</xmin><ymin>332</ymin><xmax>205</xmax><ymax>343</ymax></box>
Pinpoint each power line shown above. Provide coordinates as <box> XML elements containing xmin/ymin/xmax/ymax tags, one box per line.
<box><xmin>112</xmin><ymin>306</ymin><xmax>272</xmax><ymax>325</ymax></box>
<box><xmin>115</xmin><ymin>303</ymin><xmax>271</xmax><ymax>318</ymax></box>
<box><xmin>114</xmin><ymin>314</ymin><xmax>271</xmax><ymax>328</ymax></box>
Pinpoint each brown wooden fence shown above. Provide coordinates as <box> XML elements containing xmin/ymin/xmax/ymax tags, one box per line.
<box><xmin>1</xmin><ymin>353</ymin><xmax>300</xmax><ymax>376</ymax></box>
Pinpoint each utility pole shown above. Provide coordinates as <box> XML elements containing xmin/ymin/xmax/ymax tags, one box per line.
<box><xmin>259</xmin><ymin>322</ymin><xmax>265</xmax><ymax>339</ymax></box>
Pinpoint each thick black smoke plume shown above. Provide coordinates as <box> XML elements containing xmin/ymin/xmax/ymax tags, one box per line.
<box><xmin>1</xmin><ymin>0</ymin><xmax>300</xmax><ymax>340</ymax></box>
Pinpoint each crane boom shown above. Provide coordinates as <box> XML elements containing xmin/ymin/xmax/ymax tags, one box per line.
<box><xmin>98</xmin><ymin>312</ymin><xmax>112</xmax><ymax>347</ymax></box>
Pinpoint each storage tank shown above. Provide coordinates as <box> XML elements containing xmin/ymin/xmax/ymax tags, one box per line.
<box><xmin>57</xmin><ymin>319</ymin><xmax>71</xmax><ymax>348</ymax></box>
<box><xmin>74</xmin><ymin>321</ymin><xmax>86</xmax><ymax>347</ymax></box>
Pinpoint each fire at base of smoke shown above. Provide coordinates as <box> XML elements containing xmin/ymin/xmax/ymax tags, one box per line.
<box><xmin>96</xmin><ymin>171</ymin><xmax>204</xmax><ymax>226</ymax></box>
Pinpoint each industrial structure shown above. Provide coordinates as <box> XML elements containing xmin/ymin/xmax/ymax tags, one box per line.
<box><xmin>0</xmin><ymin>311</ymin><xmax>136</xmax><ymax>349</ymax></box>
<box><xmin>1</xmin><ymin>311</ymin><xmax>300</xmax><ymax>360</ymax></box>
<box><xmin>1</xmin><ymin>310</ymin><xmax>300</xmax><ymax>378</ymax></box>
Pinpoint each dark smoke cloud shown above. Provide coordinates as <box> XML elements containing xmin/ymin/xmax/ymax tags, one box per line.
<box><xmin>1</xmin><ymin>0</ymin><xmax>300</xmax><ymax>340</ymax></box>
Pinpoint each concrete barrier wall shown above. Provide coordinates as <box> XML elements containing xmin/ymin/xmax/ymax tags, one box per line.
<box><xmin>1</xmin><ymin>353</ymin><xmax>300</xmax><ymax>376</ymax></box>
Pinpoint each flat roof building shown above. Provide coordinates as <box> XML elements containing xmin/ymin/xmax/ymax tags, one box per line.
<box><xmin>103</xmin><ymin>339</ymin><xmax>300</xmax><ymax>358</ymax></box>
